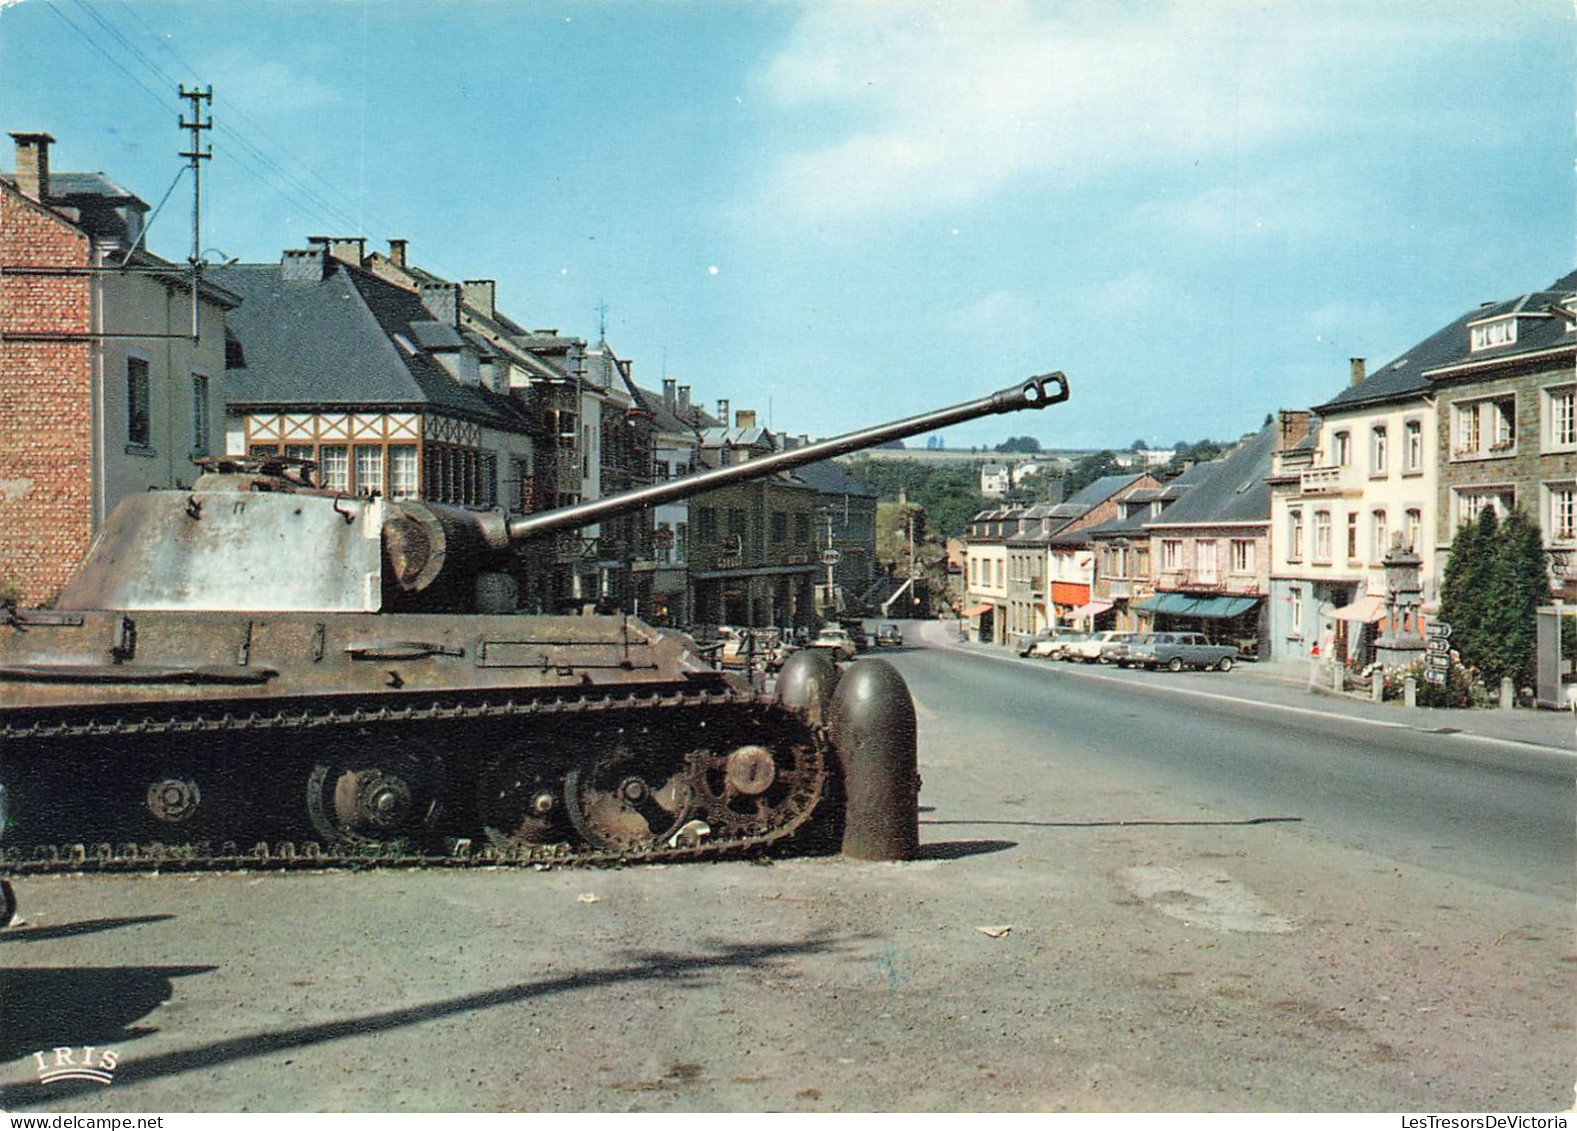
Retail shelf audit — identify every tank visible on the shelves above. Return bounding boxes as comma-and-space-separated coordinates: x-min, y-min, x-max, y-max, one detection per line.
0, 372, 1068, 872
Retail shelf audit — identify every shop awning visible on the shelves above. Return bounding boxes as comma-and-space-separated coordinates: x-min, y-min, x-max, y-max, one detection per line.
1185, 595, 1260, 619
961, 603, 994, 618
1069, 600, 1113, 619
1132, 593, 1260, 618
1132, 592, 1196, 615
1328, 594, 1386, 622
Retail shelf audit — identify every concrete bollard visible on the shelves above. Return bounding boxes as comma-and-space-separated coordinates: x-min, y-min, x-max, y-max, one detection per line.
1372, 669, 1384, 702
1334, 665, 1344, 693
1404, 677, 1417, 708
1500, 677, 1515, 710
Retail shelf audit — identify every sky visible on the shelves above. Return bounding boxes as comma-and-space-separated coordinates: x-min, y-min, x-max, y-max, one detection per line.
0, 0, 1571, 451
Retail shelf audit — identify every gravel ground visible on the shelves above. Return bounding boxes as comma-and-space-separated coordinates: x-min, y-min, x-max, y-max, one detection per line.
1, 637, 1570, 1112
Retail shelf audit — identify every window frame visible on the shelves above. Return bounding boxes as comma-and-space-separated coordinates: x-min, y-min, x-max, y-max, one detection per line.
1544, 382, 1576, 452
1547, 481, 1577, 543
190, 372, 211, 457
126, 353, 152, 451
1403, 418, 1424, 474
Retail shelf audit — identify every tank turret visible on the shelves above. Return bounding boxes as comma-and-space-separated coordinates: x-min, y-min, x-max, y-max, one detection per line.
54, 372, 1067, 616
1, 372, 1069, 868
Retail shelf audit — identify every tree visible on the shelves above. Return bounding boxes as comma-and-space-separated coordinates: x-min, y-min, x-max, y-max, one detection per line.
994, 436, 1042, 454
1128, 439, 1148, 452
1438, 507, 1551, 689
1438, 507, 1497, 675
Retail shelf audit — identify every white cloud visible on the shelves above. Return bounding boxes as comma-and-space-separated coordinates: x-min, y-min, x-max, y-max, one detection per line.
747, 0, 1498, 229
206, 52, 343, 115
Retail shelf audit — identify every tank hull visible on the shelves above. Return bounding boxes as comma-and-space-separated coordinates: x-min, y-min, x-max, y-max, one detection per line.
0, 610, 843, 866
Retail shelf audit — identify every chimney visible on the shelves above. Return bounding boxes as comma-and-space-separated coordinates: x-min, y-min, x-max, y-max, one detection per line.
387, 238, 408, 268
735, 409, 757, 430
663, 379, 677, 410
677, 384, 691, 412
717, 398, 730, 426
1350, 357, 1366, 387
419, 281, 462, 327
308, 236, 366, 267
281, 246, 329, 283
462, 279, 496, 319
9, 132, 53, 201
1278, 409, 1313, 452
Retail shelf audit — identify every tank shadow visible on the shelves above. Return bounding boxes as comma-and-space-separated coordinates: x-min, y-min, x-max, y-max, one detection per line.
0, 915, 176, 944
0, 965, 218, 1066
0, 934, 850, 1107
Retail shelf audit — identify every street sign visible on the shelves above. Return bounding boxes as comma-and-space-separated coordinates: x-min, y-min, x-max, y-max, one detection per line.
1424, 669, 1448, 685
1426, 656, 1450, 672
820, 549, 842, 566
1425, 638, 1451, 654
1425, 621, 1452, 639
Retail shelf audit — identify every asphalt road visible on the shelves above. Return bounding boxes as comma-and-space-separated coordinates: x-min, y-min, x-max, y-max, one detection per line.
900, 630, 1574, 898
1, 624, 1571, 1113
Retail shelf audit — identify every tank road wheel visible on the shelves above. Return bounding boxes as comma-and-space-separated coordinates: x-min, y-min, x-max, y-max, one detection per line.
306, 752, 447, 848
688, 740, 827, 842
137, 750, 252, 840
476, 756, 566, 850
564, 738, 695, 853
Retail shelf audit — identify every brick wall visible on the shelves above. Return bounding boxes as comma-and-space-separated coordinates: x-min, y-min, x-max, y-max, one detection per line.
0, 184, 93, 605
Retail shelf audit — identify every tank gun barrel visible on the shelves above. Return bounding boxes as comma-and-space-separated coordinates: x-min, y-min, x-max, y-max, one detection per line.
505, 370, 1068, 543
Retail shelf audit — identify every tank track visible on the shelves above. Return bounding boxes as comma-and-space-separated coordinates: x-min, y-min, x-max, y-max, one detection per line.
0, 682, 832, 876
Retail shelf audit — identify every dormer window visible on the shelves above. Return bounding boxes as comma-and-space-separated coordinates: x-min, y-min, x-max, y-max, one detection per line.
1469, 316, 1517, 352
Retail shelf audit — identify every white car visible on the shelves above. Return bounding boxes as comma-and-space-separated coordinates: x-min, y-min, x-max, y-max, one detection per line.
1066, 630, 1124, 663
807, 627, 856, 662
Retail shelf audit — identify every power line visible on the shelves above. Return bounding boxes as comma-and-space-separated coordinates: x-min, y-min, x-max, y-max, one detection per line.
44, 2, 179, 116
56, 0, 404, 248
103, 0, 384, 237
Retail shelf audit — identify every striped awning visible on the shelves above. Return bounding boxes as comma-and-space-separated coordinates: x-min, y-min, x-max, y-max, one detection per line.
961, 603, 994, 618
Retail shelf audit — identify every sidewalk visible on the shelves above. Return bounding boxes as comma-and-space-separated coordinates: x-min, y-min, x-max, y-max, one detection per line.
923, 621, 1576, 759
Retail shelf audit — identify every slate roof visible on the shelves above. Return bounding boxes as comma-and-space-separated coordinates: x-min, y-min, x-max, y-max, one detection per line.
0, 170, 140, 203
789, 460, 877, 497
636, 385, 718, 434
1144, 423, 1278, 527
1086, 460, 1222, 538
1318, 269, 1577, 412
1066, 473, 1145, 509
215, 260, 533, 432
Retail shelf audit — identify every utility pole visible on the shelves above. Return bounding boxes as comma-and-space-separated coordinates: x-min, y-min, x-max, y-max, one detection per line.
179, 85, 213, 343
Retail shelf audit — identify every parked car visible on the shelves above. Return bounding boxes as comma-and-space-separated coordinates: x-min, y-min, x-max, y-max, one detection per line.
1066, 630, 1125, 663
1097, 632, 1144, 665
1043, 631, 1088, 660
1144, 632, 1238, 672
807, 626, 857, 662
1017, 627, 1058, 657
876, 623, 904, 647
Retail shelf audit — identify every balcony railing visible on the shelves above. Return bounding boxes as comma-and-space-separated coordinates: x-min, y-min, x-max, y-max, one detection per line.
1299, 466, 1343, 493
1107, 578, 1133, 599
